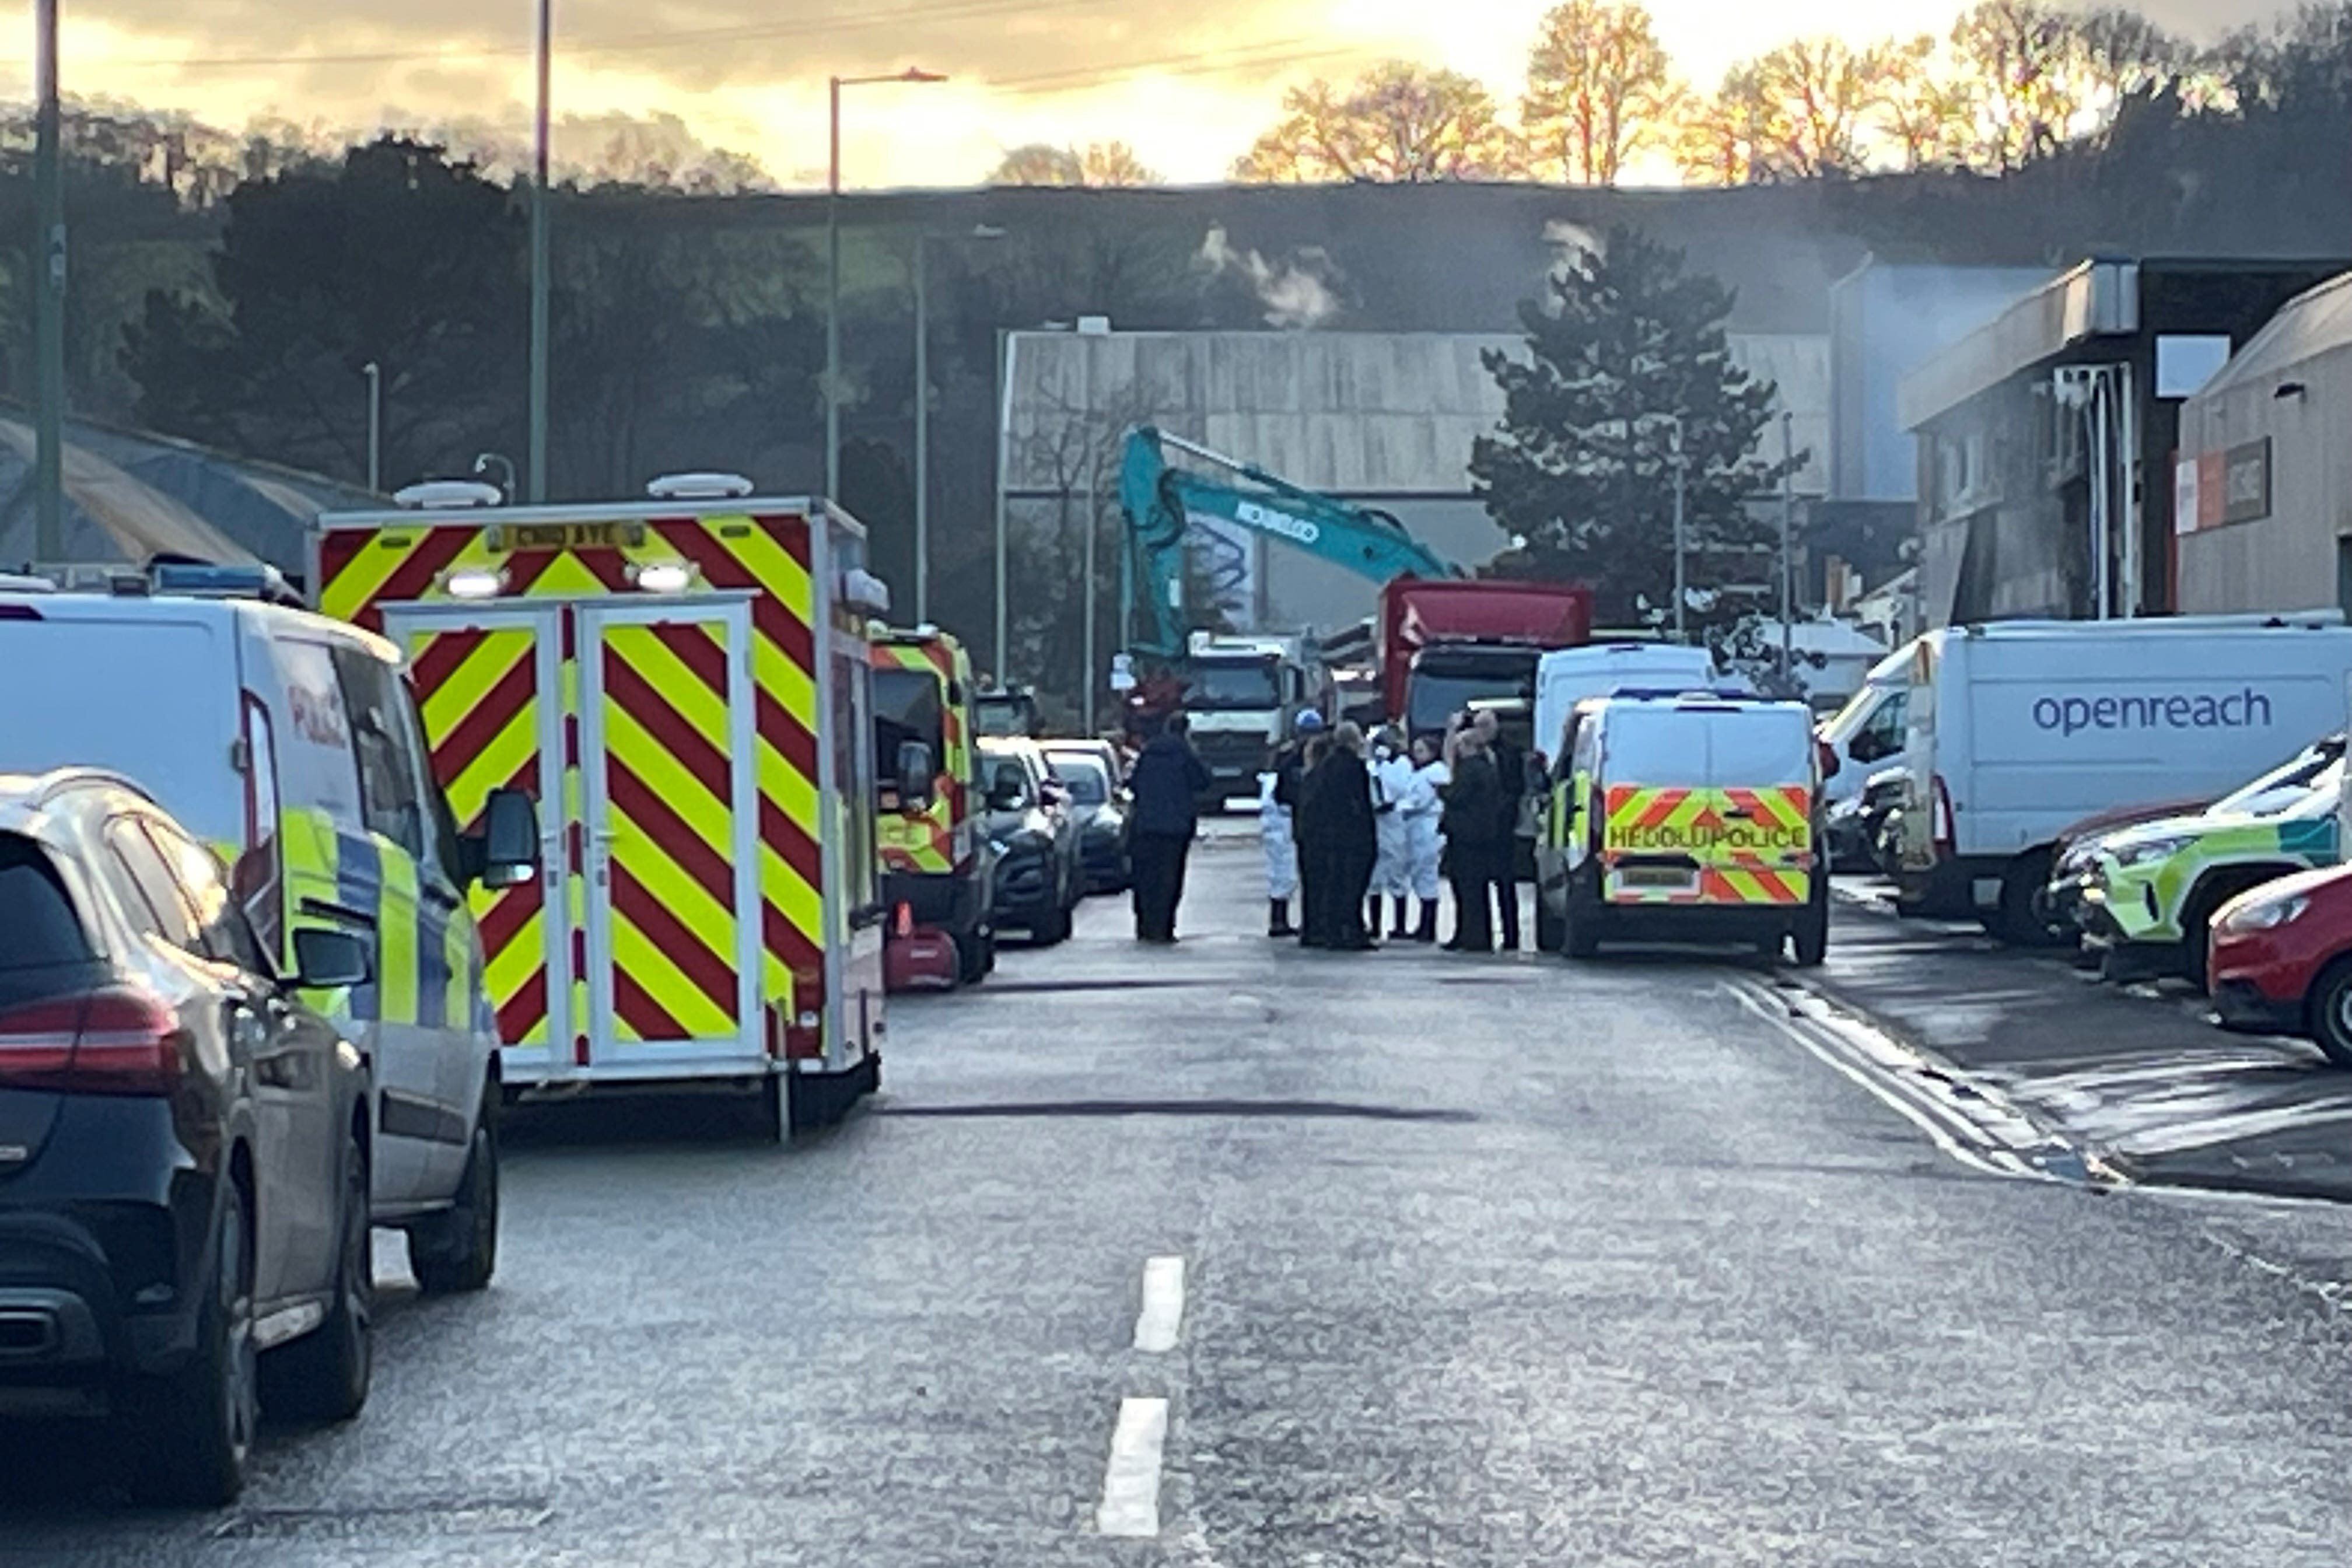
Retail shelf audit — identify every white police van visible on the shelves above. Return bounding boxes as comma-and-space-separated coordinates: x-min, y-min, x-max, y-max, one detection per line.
1888, 614, 2352, 942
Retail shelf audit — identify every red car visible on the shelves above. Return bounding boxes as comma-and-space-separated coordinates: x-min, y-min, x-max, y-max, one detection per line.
2207, 863, 2352, 1066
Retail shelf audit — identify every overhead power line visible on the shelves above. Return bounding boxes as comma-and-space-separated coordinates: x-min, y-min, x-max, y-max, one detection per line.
988, 40, 1364, 94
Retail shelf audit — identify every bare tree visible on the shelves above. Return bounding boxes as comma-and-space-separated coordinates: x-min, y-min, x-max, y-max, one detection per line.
1519, 0, 1679, 185
1234, 61, 1524, 183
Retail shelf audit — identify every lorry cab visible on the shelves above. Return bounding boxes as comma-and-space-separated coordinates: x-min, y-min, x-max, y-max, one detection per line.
1539, 693, 1829, 965
870, 626, 993, 987
1182, 632, 1325, 805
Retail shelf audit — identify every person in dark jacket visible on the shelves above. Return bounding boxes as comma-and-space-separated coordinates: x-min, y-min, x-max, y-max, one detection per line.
1126, 714, 1213, 943
1472, 709, 1527, 951
1297, 722, 1380, 950
1440, 719, 1510, 953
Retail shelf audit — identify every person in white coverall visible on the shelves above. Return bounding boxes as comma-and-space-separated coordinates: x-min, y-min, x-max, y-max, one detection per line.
1367, 729, 1416, 940
1261, 708, 1323, 937
1399, 734, 1448, 944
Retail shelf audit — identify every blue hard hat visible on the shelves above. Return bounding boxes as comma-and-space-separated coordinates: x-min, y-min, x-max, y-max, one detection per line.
1296, 709, 1326, 732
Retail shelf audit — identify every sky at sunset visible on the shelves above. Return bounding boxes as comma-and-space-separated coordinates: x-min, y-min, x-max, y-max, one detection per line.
2, 0, 2304, 188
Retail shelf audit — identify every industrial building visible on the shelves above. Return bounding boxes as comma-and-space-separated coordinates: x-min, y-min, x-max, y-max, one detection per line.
2172, 270, 2352, 617
1896, 257, 2342, 628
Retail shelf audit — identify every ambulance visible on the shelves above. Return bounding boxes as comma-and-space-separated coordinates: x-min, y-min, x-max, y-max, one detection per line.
870, 625, 995, 987
1538, 692, 1831, 964
313, 474, 890, 1135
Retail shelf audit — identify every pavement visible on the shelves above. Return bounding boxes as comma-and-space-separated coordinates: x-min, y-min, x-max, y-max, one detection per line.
9, 839, 2352, 1563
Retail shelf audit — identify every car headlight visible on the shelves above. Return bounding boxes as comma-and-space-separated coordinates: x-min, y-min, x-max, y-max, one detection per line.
2223, 892, 2311, 933
2110, 834, 2192, 867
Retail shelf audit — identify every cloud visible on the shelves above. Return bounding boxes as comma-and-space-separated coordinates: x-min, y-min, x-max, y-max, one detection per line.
1199, 225, 1342, 328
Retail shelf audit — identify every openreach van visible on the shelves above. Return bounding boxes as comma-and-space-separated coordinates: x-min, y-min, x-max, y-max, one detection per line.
1891, 614, 2352, 943
1539, 692, 1830, 964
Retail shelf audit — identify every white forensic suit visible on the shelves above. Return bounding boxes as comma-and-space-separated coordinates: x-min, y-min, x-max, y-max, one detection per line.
1369, 748, 1416, 898
1258, 770, 1298, 901
1402, 758, 1448, 902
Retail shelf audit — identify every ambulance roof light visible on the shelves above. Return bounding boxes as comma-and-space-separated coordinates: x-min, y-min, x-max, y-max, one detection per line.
842, 568, 891, 615
647, 471, 755, 501
393, 480, 506, 510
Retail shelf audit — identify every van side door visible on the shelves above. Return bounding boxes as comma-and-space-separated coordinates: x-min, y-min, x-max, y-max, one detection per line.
330, 645, 472, 1200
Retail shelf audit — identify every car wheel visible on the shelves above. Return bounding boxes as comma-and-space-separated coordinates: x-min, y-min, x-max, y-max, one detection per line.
1791, 883, 1830, 968
1563, 870, 1601, 961
261, 1124, 372, 1424
2307, 957, 2352, 1068
1993, 849, 2067, 948
409, 1094, 499, 1295
132, 1188, 257, 1507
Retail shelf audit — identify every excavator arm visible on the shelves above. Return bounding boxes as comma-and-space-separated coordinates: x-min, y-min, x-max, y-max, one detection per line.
1118, 425, 1457, 656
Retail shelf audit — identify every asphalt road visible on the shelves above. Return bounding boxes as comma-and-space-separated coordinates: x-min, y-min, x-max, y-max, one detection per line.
9, 841, 2352, 1563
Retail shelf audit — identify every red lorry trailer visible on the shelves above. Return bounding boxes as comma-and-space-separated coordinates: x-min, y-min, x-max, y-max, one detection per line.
1378, 579, 1594, 744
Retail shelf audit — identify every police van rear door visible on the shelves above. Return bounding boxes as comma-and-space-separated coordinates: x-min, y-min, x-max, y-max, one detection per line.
1600, 704, 1813, 907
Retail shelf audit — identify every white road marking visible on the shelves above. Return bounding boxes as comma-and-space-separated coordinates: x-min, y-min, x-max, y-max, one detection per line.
1134, 1255, 1186, 1352
1096, 1396, 1170, 1537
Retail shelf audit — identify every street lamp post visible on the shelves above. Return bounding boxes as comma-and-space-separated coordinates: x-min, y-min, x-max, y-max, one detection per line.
827, 68, 945, 503
526, 0, 552, 503
912, 223, 1003, 624
1668, 417, 1688, 644
1779, 411, 1796, 677
33, 0, 65, 561
363, 362, 383, 492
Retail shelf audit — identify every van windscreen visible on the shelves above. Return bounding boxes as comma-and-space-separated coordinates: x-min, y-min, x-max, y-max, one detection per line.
0, 619, 239, 845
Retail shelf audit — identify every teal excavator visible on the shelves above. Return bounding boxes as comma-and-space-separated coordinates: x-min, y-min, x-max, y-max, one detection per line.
1116, 425, 1457, 656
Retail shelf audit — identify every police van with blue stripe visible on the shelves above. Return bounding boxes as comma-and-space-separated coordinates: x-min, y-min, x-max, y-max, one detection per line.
0, 563, 536, 1292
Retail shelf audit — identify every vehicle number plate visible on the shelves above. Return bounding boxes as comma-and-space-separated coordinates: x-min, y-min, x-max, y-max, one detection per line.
485, 521, 646, 552
1618, 866, 1696, 890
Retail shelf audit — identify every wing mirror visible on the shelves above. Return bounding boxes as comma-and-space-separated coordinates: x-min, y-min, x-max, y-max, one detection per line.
464, 787, 541, 890
1040, 779, 1070, 809
291, 927, 371, 990
895, 740, 936, 813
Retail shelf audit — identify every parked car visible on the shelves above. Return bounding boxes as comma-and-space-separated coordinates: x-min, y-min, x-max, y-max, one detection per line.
1042, 741, 1131, 894
977, 738, 1083, 944
2043, 794, 2218, 937
2208, 863, 2352, 1066
2078, 740, 2344, 985
1826, 765, 1906, 874
0, 771, 375, 1504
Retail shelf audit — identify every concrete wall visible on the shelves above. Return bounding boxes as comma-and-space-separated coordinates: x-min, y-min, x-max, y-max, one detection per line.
2175, 340, 2352, 614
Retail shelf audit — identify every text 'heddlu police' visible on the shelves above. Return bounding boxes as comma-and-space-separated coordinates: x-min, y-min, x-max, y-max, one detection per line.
2032, 690, 2274, 738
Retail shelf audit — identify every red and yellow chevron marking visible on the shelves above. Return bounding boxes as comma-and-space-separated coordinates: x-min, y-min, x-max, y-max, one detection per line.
871, 637, 964, 875
1600, 784, 1813, 907
405, 622, 550, 1044
316, 512, 827, 1048
599, 620, 740, 1042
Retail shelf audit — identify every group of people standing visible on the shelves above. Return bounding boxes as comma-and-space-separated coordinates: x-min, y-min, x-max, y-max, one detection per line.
1261, 708, 1527, 953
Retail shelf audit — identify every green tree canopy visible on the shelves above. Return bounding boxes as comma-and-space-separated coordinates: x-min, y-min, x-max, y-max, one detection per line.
1471, 226, 1795, 629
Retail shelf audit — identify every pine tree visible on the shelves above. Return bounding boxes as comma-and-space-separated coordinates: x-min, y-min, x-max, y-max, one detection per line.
1471, 226, 1796, 631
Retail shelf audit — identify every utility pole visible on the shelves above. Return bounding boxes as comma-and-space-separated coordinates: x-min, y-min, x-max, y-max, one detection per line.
912, 236, 929, 622
525, 0, 552, 503
1779, 411, 1796, 678
1670, 417, 1688, 644
33, 0, 66, 561
1082, 447, 1100, 736
993, 327, 1013, 678
363, 362, 383, 492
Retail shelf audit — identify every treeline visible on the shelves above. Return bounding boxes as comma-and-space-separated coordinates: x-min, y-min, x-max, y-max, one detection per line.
1209, 0, 2352, 186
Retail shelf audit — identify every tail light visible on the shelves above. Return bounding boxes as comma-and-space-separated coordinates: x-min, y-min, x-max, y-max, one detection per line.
894, 902, 914, 938
781, 969, 824, 1060
0, 986, 186, 1096
1931, 774, 1955, 854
